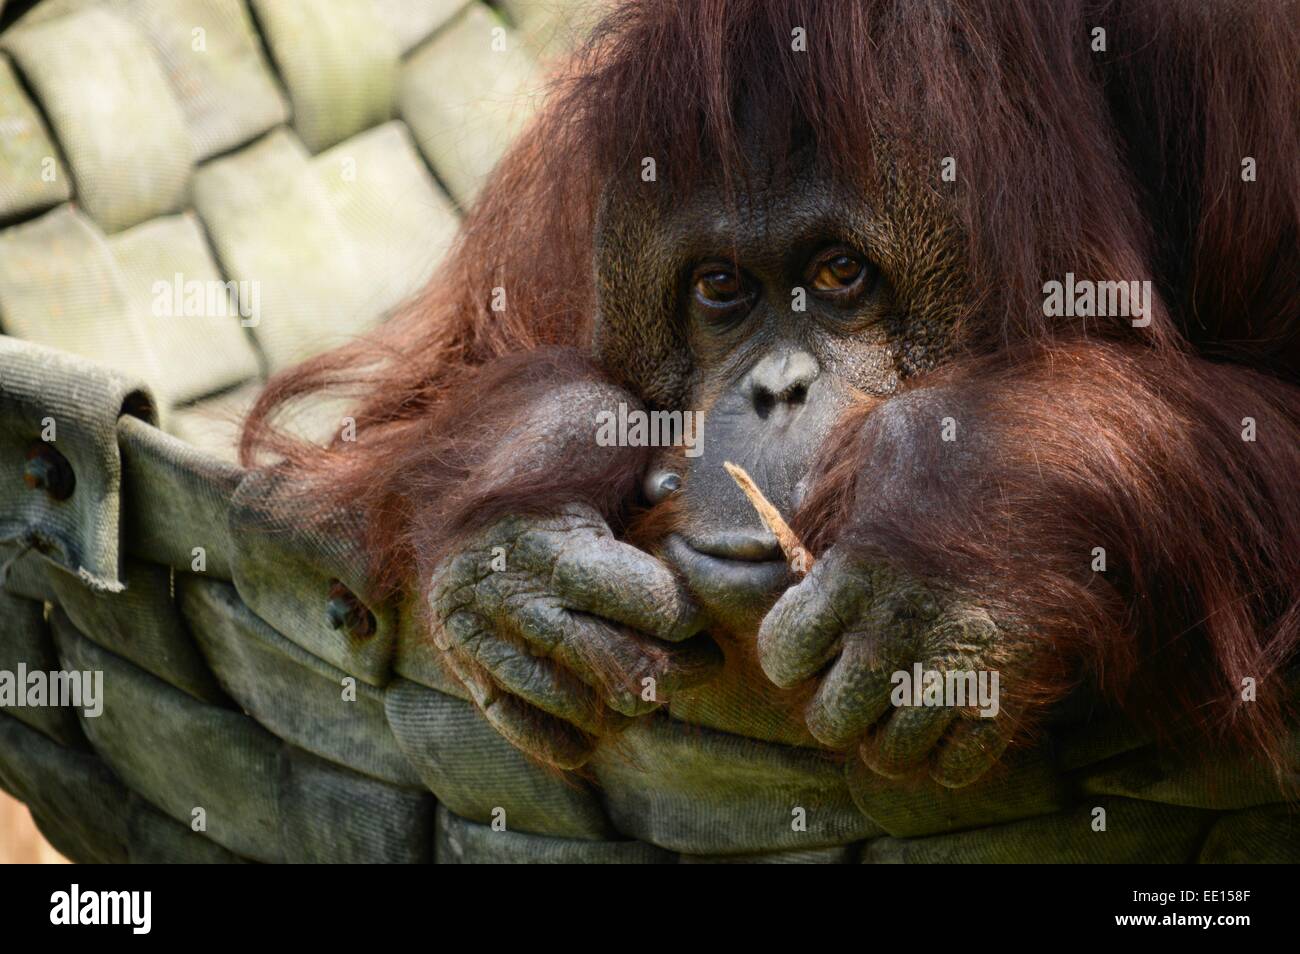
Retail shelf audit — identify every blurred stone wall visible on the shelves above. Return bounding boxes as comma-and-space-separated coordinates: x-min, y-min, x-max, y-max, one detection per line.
0, 0, 595, 460
0, 0, 593, 864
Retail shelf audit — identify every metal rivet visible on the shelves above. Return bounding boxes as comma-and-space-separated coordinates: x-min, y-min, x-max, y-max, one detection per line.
326, 579, 376, 640
24, 442, 75, 501
644, 469, 682, 504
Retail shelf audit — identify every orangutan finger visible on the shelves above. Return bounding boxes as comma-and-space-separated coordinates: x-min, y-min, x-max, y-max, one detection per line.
551, 535, 706, 641
441, 648, 597, 770
757, 552, 863, 689
557, 612, 722, 717
802, 639, 896, 748
928, 717, 1011, 789
859, 704, 958, 778
443, 610, 607, 734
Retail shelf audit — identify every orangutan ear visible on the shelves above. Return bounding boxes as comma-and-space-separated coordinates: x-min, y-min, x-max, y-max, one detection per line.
1097, 1, 1299, 371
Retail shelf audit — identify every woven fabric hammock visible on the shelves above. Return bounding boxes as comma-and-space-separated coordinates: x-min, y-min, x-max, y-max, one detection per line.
0, 0, 1295, 863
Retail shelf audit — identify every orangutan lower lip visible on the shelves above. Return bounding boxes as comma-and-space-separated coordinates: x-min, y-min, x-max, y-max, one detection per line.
664, 534, 791, 600
685, 530, 782, 562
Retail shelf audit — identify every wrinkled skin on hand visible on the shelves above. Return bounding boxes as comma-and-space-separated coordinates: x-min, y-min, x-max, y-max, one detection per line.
758, 547, 1029, 789
429, 502, 723, 769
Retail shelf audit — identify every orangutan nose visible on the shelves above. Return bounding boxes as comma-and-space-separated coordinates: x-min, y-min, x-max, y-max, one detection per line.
745, 349, 820, 420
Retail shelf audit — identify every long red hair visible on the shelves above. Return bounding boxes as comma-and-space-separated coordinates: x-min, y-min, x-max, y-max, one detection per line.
240, 0, 1300, 769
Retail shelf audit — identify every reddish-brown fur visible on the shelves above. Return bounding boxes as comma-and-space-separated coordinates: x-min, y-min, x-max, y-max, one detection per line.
242, 1, 1299, 769
796, 342, 1300, 769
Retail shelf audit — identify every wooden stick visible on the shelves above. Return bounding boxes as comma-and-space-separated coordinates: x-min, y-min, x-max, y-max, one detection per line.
723, 461, 813, 574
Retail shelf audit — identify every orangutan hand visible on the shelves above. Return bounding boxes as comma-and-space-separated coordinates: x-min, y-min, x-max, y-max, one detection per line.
757, 546, 1029, 788
429, 503, 721, 768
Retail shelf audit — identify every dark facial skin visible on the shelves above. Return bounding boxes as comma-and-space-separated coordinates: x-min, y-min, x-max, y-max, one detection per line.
601, 158, 907, 632
426, 151, 978, 770
583, 159, 1033, 781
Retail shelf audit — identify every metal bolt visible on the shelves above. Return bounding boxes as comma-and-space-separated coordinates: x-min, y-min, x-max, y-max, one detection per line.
644, 469, 682, 504
24, 442, 75, 501
326, 579, 376, 640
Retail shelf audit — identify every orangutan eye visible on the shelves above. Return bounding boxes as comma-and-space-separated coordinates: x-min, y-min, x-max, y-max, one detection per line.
810, 249, 871, 296
692, 264, 748, 307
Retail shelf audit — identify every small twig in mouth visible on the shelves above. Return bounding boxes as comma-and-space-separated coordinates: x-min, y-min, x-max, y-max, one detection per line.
723, 461, 813, 575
